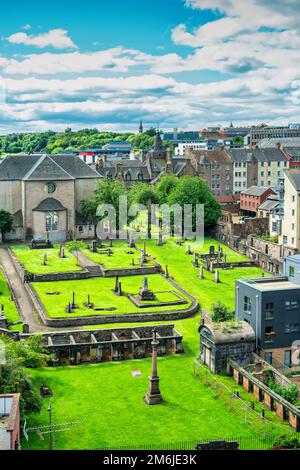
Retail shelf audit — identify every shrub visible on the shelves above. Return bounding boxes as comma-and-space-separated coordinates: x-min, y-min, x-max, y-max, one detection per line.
267, 378, 299, 405
65, 240, 86, 252
273, 434, 300, 449
211, 301, 235, 323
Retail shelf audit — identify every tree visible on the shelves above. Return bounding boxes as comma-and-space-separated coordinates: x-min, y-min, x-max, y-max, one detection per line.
211, 301, 235, 322
167, 176, 221, 229
156, 174, 178, 203
0, 335, 52, 418
128, 183, 160, 238
0, 209, 13, 238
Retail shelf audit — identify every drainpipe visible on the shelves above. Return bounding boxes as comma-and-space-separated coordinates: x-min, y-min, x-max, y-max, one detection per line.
235, 285, 239, 320
255, 294, 259, 350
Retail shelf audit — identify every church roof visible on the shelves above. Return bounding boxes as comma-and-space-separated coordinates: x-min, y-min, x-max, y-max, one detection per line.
23, 155, 74, 181
33, 197, 66, 212
0, 154, 100, 181
153, 130, 164, 152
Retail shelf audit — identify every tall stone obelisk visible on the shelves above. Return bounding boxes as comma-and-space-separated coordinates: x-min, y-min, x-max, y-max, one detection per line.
144, 328, 163, 405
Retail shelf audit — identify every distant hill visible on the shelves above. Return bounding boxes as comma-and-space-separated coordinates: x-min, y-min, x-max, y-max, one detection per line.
0, 128, 158, 154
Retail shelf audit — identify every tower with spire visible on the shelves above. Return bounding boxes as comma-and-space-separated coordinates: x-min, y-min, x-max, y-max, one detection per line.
139, 119, 143, 134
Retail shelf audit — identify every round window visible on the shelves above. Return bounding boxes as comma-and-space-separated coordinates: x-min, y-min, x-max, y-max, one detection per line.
47, 182, 56, 194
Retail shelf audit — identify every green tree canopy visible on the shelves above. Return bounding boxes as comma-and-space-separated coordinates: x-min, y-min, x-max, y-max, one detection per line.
0, 209, 13, 237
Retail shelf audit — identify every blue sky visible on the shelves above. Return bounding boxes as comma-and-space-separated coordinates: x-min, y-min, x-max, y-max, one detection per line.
0, 0, 300, 133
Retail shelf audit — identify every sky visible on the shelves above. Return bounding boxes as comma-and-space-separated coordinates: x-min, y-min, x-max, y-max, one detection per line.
1, 0, 300, 133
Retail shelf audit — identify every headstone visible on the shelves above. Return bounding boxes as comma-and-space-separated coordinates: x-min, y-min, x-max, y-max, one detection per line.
214, 269, 220, 283
209, 245, 215, 255
193, 252, 199, 267
186, 244, 192, 255
0, 308, 7, 329
128, 233, 135, 248
114, 276, 119, 293
165, 265, 169, 278
92, 240, 97, 253
67, 302, 72, 314
110, 239, 113, 248
224, 253, 227, 263
72, 292, 76, 309
117, 282, 122, 296
199, 266, 204, 280
209, 261, 214, 273
22, 323, 30, 334
43, 253, 47, 266
139, 276, 156, 301
157, 218, 163, 246
131, 258, 135, 266
60, 246, 65, 258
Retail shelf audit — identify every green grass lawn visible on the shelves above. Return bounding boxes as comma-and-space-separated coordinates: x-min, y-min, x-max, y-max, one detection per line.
11, 245, 82, 274
32, 274, 191, 318
0, 268, 20, 324
81, 241, 156, 269
23, 237, 286, 450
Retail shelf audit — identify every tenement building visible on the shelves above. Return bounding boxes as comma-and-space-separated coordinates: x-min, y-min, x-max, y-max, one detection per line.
280, 169, 300, 251
235, 253, 300, 367
0, 153, 101, 242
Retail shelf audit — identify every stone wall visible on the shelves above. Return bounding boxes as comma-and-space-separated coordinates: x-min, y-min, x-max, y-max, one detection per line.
227, 357, 300, 432
25, 274, 199, 328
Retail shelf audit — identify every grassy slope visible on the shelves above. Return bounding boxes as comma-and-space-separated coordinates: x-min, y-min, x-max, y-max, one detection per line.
0, 268, 20, 324
11, 245, 82, 274
81, 241, 155, 269
32, 274, 191, 318
23, 238, 288, 450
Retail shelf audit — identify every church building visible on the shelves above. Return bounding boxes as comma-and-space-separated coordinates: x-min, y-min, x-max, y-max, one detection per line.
0, 153, 101, 242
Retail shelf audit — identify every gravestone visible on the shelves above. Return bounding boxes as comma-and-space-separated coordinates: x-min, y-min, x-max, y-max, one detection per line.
199, 266, 204, 280
114, 276, 119, 293
139, 277, 156, 301
165, 265, 169, 278
66, 302, 72, 314
193, 252, 199, 267
92, 240, 98, 253
214, 269, 220, 283
43, 253, 47, 266
0, 308, 7, 329
110, 239, 113, 248
209, 245, 215, 255
186, 244, 192, 255
131, 258, 135, 266
209, 261, 214, 273
22, 323, 30, 334
128, 233, 135, 248
117, 282, 122, 296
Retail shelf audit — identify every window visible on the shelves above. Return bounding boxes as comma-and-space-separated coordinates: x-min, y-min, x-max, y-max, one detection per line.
46, 182, 56, 194
284, 350, 292, 367
265, 352, 273, 365
283, 236, 288, 245
45, 212, 58, 231
78, 226, 83, 232
265, 326, 275, 343
244, 296, 251, 314
285, 300, 298, 310
289, 265, 295, 277
265, 303, 274, 319
285, 323, 299, 333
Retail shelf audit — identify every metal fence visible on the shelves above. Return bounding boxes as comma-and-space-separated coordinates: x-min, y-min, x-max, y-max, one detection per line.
94, 432, 300, 451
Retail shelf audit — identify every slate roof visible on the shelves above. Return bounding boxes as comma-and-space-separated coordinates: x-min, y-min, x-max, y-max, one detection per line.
227, 148, 286, 163
285, 169, 300, 191
259, 137, 300, 148
257, 197, 280, 212
241, 186, 273, 196
191, 149, 232, 164
33, 197, 66, 212
96, 160, 151, 181
0, 154, 100, 181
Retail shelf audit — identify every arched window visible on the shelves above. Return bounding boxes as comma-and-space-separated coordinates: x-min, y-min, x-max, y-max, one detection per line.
137, 172, 143, 181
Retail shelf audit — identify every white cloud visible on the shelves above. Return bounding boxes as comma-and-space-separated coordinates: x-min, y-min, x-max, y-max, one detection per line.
6, 29, 77, 49
21, 24, 31, 31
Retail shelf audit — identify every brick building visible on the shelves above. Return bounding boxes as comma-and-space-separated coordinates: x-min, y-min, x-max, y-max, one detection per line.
240, 186, 277, 216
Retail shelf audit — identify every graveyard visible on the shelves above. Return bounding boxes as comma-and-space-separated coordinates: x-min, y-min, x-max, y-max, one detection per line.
11, 245, 82, 274
81, 240, 157, 269
17, 235, 286, 450
0, 269, 20, 327
32, 274, 192, 319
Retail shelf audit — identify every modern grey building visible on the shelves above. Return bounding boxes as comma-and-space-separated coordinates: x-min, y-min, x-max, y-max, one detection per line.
236, 253, 300, 367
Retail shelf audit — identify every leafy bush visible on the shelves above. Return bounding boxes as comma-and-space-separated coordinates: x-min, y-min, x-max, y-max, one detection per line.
65, 240, 86, 252
211, 301, 235, 323
267, 378, 299, 405
273, 434, 300, 449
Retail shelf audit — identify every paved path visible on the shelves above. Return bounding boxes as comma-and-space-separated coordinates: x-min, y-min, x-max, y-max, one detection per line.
0, 247, 44, 331
75, 249, 99, 267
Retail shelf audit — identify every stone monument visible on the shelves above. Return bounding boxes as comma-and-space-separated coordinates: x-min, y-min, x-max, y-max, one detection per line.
144, 328, 163, 405
139, 277, 156, 301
